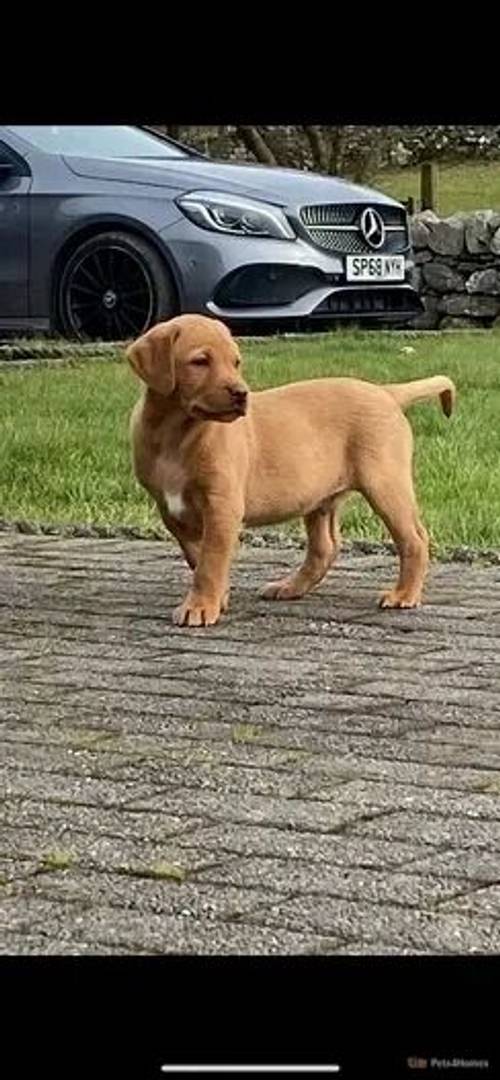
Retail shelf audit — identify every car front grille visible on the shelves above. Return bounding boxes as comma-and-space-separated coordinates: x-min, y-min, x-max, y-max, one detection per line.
305, 229, 407, 255
300, 203, 409, 255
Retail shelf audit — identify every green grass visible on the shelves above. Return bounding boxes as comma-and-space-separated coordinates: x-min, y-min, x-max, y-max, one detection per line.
1, 330, 500, 552
231, 722, 267, 744
116, 862, 187, 883
373, 161, 500, 217
36, 851, 75, 874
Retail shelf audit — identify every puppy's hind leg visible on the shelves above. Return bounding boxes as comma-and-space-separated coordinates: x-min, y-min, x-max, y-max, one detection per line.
361, 471, 428, 609
328, 492, 347, 564
260, 497, 345, 601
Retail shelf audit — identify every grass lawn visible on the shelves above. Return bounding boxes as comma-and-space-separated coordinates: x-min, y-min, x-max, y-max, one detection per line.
1, 330, 500, 553
373, 161, 500, 217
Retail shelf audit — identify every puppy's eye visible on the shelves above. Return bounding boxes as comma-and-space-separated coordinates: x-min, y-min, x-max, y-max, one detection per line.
190, 356, 209, 368
234, 357, 241, 368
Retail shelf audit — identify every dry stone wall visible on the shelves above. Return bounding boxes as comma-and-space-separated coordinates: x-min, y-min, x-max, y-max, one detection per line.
409, 210, 500, 329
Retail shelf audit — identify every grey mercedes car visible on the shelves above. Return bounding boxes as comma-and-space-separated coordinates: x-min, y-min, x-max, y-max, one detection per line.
0, 125, 423, 340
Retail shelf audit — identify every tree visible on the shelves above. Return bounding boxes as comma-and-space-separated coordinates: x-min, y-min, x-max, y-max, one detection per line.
151, 126, 500, 180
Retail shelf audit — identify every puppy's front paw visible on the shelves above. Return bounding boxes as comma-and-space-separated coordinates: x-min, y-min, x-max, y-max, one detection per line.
173, 592, 223, 627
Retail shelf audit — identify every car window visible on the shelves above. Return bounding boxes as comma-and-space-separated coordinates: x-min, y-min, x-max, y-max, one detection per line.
0, 140, 30, 175
6, 126, 190, 160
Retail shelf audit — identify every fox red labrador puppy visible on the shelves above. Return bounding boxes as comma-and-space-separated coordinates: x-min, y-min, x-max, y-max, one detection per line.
127, 315, 455, 627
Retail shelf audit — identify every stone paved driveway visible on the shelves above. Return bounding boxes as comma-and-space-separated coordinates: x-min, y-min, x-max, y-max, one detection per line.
1, 533, 500, 955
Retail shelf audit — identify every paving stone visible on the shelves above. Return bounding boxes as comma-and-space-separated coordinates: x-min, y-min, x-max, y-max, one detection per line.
2, 534, 500, 954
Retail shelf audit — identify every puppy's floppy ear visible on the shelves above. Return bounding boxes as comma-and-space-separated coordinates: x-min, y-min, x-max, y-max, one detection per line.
126, 320, 181, 396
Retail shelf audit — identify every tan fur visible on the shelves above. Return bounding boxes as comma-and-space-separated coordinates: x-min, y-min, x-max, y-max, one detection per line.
127, 315, 456, 626
385, 375, 455, 417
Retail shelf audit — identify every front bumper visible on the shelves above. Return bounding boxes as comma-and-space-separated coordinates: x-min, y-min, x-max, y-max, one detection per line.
209, 283, 423, 323
157, 220, 423, 324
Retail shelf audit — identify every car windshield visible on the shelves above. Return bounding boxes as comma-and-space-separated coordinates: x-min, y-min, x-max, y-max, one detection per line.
6, 125, 190, 159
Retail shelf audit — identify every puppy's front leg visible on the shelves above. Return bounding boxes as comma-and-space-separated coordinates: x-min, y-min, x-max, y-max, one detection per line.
173, 497, 242, 627
155, 500, 201, 571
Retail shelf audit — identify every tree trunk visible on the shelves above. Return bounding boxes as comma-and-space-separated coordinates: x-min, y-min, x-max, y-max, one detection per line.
236, 126, 277, 166
327, 127, 347, 175
303, 126, 329, 173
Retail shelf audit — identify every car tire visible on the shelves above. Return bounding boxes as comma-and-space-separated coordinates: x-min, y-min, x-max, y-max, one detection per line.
57, 230, 178, 342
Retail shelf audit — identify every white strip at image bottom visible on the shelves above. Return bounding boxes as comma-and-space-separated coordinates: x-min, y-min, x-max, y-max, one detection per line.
160, 1067, 341, 1075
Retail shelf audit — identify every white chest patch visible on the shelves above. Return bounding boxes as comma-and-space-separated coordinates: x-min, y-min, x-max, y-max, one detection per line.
164, 490, 186, 519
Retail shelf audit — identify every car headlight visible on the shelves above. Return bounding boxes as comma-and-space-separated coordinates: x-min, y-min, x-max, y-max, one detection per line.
176, 190, 296, 240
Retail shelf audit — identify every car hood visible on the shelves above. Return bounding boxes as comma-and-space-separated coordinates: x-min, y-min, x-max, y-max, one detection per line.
62, 154, 402, 209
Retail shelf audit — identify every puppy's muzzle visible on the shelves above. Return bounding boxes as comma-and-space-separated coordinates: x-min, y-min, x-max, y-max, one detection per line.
228, 385, 248, 415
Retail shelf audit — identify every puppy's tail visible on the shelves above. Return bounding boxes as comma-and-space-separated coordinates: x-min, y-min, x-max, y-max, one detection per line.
384, 375, 456, 417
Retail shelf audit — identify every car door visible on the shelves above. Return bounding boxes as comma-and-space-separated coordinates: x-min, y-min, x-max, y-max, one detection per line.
0, 139, 31, 318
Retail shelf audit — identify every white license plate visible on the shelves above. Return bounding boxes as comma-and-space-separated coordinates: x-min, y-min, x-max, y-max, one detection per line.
346, 254, 405, 282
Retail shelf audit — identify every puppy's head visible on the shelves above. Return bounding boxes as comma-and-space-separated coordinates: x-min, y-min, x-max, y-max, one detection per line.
126, 315, 249, 422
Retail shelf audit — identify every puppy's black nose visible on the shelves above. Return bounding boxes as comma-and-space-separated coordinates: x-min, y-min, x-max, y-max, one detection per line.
228, 386, 248, 407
